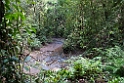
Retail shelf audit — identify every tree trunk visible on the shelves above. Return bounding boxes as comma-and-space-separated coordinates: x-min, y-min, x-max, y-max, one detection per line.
0, 0, 5, 49
0, 0, 4, 23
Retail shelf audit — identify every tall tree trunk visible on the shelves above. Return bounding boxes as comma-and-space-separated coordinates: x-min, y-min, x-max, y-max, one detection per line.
0, 1, 5, 82
0, 0, 4, 23
0, 0, 5, 48
102, 1, 108, 21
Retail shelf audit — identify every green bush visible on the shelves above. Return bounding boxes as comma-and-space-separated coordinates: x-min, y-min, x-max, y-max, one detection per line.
108, 77, 124, 83
27, 34, 41, 50
64, 56, 103, 82
104, 46, 124, 75
29, 38, 42, 50
95, 46, 124, 77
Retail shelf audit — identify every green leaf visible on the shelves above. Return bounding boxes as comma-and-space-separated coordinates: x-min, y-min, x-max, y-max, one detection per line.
15, 46, 21, 53
5, 4, 11, 10
13, 4, 19, 11
31, 27, 36, 33
25, 28, 32, 35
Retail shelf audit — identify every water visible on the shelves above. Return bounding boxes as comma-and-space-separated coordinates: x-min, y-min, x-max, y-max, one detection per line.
23, 38, 68, 74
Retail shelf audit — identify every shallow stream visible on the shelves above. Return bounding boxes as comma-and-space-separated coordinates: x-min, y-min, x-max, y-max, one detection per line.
23, 38, 69, 74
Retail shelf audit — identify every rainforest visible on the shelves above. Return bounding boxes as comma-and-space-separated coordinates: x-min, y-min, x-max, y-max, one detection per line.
0, 0, 124, 83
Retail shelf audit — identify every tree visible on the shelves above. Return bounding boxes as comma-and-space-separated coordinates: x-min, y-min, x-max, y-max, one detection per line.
0, 0, 26, 82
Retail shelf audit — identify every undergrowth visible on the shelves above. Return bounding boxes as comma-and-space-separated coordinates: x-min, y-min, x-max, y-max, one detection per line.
23, 45, 124, 83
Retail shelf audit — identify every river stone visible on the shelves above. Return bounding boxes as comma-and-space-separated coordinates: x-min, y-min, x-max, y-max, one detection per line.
23, 38, 68, 75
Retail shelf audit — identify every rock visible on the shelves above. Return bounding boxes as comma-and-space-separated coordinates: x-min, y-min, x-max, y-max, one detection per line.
23, 66, 40, 75
22, 49, 30, 56
51, 67, 61, 72
23, 38, 69, 75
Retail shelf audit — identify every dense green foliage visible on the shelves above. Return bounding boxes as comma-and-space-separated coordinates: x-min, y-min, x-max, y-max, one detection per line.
1, 0, 124, 83
0, 0, 24, 82
63, 0, 124, 51
0, 0, 37, 82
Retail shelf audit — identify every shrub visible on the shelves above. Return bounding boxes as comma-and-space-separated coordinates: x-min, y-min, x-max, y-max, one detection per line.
95, 46, 124, 77
65, 56, 103, 82
108, 77, 124, 83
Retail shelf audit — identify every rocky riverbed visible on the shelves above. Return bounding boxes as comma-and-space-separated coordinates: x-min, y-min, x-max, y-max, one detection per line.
23, 38, 70, 75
